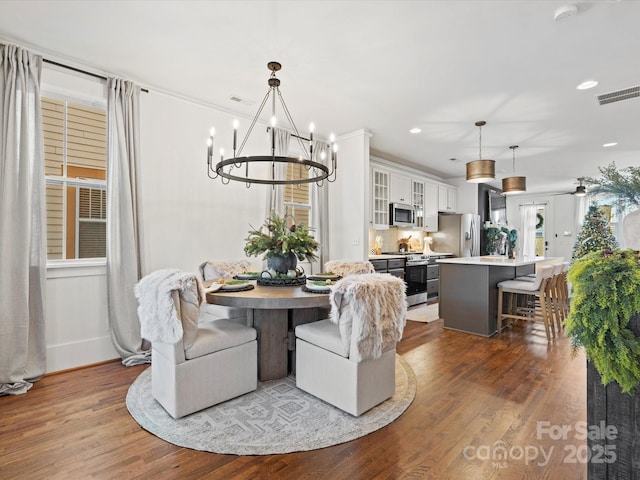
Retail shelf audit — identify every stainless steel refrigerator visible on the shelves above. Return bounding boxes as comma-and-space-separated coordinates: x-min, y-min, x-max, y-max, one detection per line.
432, 213, 480, 257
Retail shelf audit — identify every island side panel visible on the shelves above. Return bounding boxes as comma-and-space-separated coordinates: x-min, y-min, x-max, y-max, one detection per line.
440, 263, 530, 336
440, 263, 491, 336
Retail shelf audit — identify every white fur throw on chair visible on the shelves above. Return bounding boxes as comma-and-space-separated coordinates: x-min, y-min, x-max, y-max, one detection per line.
324, 260, 375, 277
134, 269, 205, 344
329, 273, 407, 362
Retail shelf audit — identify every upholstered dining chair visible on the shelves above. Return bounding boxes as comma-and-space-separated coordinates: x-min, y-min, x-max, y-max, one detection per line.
135, 269, 257, 419
199, 259, 255, 324
323, 260, 375, 277
295, 273, 407, 416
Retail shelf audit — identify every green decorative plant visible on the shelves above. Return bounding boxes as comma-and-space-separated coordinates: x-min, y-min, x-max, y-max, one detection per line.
565, 249, 640, 394
584, 162, 640, 207
244, 211, 319, 262
485, 226, 517, 254
486, 227, 501, 254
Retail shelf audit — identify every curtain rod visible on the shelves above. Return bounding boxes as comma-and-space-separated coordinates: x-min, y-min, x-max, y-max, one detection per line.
43, 58, 149, 93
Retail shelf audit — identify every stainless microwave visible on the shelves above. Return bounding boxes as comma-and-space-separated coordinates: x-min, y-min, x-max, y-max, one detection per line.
389, 203, 415, 227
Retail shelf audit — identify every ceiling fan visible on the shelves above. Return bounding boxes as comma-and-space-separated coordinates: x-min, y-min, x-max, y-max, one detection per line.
554, 178, 587, 196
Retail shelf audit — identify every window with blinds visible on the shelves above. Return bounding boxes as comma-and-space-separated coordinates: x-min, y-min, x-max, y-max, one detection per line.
284, 163, 311, 226
43, 96, 107, 260
77, 187, 107, 258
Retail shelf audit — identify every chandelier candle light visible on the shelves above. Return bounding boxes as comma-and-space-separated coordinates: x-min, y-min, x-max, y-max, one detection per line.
206, 61, 337, 187
502, 145, 526, 194
466, 120, 495, 183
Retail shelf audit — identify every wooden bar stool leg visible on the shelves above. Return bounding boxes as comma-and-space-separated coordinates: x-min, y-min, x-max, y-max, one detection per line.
539, 280, 552, 341
497, 287, 504, 333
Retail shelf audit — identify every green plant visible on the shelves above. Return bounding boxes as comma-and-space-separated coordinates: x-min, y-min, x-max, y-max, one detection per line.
572, 205, 618, 260
486, 227, 500, 253
584, 162, 640, 207
244, 211, 319, 262
565, 249, 640, 394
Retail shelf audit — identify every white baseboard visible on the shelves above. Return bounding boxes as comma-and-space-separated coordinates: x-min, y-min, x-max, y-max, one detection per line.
46, 335, 119, 374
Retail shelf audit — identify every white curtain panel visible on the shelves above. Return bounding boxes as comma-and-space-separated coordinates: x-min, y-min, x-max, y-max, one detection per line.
0, 44, 47, 395
266, 127, 290, 216
519, 204, 538, 259
311, 141, 331, 272
106, 78, 150, 366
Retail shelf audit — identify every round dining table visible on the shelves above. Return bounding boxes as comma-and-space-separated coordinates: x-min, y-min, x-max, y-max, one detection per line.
206, 282, 331, 381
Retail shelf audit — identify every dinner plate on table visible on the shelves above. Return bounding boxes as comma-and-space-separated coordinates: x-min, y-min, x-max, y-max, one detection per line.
204, 283, 223, 293
308, 273, 341, 280
220, 281, 251, 291
305, 281, 332, 292
235, 272, 260, 280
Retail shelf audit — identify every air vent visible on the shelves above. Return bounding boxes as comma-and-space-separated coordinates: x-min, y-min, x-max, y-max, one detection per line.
228, 95, 255, 106
597, 86, 640, 105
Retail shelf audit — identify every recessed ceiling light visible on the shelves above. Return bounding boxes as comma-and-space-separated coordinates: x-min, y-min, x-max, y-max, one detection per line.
603, 142, 618, 147
577, 80, 598, 90
409, 127, 422, 134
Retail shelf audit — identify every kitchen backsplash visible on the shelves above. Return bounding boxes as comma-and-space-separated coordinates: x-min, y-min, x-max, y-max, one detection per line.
368, 228, 427, 254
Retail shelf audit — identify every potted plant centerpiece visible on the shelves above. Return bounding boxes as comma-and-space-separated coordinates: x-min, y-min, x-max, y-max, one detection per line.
244, 211, 319, 275
565, 247, 640, 479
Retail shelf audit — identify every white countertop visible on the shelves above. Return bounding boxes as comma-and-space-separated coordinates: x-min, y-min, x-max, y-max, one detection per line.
369, 252, 453, 260
436, 255, 559, 267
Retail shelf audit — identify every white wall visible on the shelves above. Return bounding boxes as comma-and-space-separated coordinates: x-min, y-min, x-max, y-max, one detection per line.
45, 266, 113, 372
327, 129, 371, 261
505, 192, 577, 260
138, 91, 267, 274
451, 177, 478, 214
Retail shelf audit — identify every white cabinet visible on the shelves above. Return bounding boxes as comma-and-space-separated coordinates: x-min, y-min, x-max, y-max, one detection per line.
413, 179, 439, 231
423, 181, 439, 231
371, 167, 390, 229
390, 173, 412, 204
438, 184, 458, 213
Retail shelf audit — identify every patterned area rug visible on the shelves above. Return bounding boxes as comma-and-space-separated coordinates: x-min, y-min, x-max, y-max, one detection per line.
406, 302, 440, 323
126, 356, 416, 455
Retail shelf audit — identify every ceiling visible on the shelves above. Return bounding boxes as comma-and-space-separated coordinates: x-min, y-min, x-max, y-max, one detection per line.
1, 0, 638, 195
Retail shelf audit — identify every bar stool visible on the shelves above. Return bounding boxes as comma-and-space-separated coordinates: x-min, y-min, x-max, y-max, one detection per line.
513, 263, 567, 335
552, 262, 570, 331
497, 265, 557, 341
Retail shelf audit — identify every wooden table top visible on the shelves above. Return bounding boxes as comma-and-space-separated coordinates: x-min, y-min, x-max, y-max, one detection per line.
205, 281, 331, 309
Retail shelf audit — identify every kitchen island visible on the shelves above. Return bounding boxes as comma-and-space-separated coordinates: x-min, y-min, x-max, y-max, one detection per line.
436, 256, 560, 336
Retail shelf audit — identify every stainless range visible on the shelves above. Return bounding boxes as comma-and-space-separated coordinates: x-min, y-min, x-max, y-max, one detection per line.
383, 252, 445, 306
404, 254, 437, 306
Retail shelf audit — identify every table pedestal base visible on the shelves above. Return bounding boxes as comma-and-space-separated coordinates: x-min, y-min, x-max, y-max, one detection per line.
252, 307, 324, 381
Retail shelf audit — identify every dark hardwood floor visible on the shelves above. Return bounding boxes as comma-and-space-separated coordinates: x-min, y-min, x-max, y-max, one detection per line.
0, 319, 587, 479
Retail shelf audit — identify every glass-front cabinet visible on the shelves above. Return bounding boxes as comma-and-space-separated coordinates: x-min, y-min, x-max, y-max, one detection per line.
371, 167, 389, 229
413, 179, 439, 231
412, 180, 425, 229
